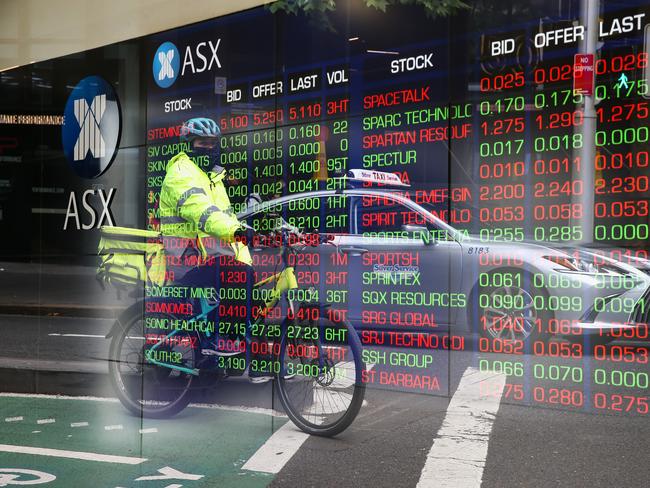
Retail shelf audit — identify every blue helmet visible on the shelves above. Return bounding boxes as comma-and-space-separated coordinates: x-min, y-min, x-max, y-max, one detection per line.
180, 118, 221, 144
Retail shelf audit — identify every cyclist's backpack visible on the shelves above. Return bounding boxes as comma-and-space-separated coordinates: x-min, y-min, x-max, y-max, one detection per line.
97, 226, 167, 289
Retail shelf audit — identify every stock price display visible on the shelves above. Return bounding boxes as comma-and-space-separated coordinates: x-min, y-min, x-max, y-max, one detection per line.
144, 2, 650, 415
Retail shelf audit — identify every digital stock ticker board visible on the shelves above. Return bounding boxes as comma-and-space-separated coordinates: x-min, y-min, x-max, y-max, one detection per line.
143, 1, 650, 417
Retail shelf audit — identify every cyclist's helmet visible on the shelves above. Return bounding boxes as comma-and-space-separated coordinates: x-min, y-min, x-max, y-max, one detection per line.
180, 118, 221, 146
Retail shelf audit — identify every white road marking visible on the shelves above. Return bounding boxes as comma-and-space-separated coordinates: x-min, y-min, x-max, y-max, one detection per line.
4, 417, 23, 422
0, 393, 286, 417
104, 424, 123, 431
36, 419, 55, 425
71, 422, 89, 428
0, 392, 119, 403
416, 367, 506, 488
187, 403, 286, 417
242, 422, 309, 474
0, 444, 147, 464
0, 468, 55, 484
135, 466, 203, 481
138, 428, 158, 434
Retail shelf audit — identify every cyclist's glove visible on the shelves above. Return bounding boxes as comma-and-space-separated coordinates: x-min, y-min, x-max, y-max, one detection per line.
234, 223, 256, 245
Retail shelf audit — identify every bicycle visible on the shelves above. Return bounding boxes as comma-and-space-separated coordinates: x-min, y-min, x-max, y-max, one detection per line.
106, 225, 365, 437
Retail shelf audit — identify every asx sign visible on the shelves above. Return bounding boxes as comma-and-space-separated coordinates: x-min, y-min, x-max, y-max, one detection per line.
61, 76, 119, 230
153, 39, 222, 88
63, 188, 115, 231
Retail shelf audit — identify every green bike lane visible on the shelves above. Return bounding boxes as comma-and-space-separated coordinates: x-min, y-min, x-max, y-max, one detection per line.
0, 394, 285, 487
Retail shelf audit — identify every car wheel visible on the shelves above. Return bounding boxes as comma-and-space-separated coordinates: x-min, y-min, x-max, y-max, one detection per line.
474, 271, 552, 343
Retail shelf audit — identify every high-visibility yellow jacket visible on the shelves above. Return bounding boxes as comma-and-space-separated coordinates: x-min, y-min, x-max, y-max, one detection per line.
159, 151, 251, 265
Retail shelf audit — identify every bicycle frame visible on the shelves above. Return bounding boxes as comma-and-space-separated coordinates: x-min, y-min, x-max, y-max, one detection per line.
146, 264, 299, 376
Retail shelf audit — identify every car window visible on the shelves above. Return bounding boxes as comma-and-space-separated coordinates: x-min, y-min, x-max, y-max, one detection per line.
351, 194, 428, 237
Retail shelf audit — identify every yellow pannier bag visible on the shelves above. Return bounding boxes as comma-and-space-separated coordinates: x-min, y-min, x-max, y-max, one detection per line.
97, 226, 166, 288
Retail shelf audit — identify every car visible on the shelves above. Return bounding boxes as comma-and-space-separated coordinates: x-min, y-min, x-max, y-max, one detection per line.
238, 171, 650, 345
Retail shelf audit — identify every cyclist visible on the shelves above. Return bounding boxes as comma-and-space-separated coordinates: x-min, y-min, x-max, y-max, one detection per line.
159, 117, 270, 382
159, 117, 252, 267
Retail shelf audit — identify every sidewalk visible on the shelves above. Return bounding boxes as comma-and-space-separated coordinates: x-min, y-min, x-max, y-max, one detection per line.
0, 261, 129, 318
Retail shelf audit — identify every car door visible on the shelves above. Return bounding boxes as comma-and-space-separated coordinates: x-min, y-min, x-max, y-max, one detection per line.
341, 192, 463, 333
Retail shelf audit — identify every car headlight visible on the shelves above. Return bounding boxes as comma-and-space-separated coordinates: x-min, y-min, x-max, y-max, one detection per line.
542, 255, 629, 275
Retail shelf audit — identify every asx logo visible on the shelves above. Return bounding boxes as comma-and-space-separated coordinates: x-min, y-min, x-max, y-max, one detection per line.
153, 41, 180, 88
61, 76, 121, 179
153, 39, 222, 88
73, 94, 105, 160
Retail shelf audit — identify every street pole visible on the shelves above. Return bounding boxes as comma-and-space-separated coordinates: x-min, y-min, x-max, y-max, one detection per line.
575, 0, 599, 244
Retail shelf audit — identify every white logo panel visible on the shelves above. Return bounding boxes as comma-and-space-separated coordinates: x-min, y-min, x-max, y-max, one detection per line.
158, 49, 176, 81
73, 94, 106, 161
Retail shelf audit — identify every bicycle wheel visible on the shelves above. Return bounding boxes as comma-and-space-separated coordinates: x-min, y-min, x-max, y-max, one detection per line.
108, 303, 197, 418
276, 314, 365, 436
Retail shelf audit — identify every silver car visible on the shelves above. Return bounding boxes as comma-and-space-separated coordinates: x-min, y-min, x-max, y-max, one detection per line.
239, 187, 650, 345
